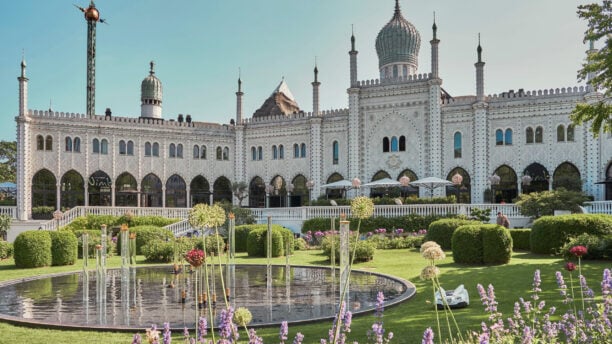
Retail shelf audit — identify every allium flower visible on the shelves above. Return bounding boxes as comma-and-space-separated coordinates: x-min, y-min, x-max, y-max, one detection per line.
233, 307, 253, 327
350, 196, 374, 219
565, 262, 576, 271
420, 241, 440, 254
569, 245, 588, 258
185, 249, 205, 267
422, 327, 434, 344
420, 266, 440, 281
421, 246, 446, 261
315, 231, 325, 238
188, 203, 226, 229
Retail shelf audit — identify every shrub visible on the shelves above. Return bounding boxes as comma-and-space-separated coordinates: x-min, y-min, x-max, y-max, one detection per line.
246, 226, 287, 257
426, 218, 480, 250
530, 214, 612, 254
302, 214, 446, 234
235, 225, 271, 252
324, 237, 376, 262
142, 241, 175, 263
14, 230, 52, 268
73, 229, 102, 258
130, 216, 179, 227
294, 237, 307, 251
123, 225, 174, 255
560, 233, 612, 260
0, 241, 13, 259
195, 234, 225, 256
509, 229, 531, 251
515, 189, 589, 218
49, 230, 78, 266
452, 225, 484, 264
482, 225, 513, 264
31, 206, 54, 219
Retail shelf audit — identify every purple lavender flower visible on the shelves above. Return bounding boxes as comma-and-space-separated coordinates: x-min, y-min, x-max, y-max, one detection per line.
279, 321, 289, 343
218, 307, 237, 341
248, 329, 263, 344
478, 331, 489, 344
132, 333, 142, 344
421, 327, 434, 344
163, 322, 171, 344
602, 268, 611, 296
198, 317, 207, 342
376, 291, 385, 317
183, 327, 190, 339
343, 311, 352, 333
292, 332, 304, 344
522, 326, 533, 344
532, 269, 541, 300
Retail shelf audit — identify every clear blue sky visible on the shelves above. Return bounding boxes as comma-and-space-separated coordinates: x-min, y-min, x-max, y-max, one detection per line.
0, 0, 593, 142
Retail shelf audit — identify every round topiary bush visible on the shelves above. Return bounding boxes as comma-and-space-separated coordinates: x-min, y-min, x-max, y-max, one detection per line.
119, 225, 174, 255
482, 225, 512, 264
235, 225, 259, 252
509, 229, 531, 251
324, 237, 376, 263
530, 214, 612, 254
142, 240, 175, 263
451, 225, 483, 264
50, 230, 78, 266
0, 241, 13, 259
426, 218, 480, 250
246, 225, 288, 257
14, 230, 52, 268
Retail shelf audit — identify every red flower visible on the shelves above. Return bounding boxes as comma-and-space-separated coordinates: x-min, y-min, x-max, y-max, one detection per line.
185, 249, 205, 267
569, 245, 588, 258
565, 262, 576, 272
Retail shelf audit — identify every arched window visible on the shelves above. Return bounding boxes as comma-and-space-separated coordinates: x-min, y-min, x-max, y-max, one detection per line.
301, 143, 307, 158
567, 125, 575, 142
223, 147, 229, 160
45, 135, 53, 151
402, 65, 408, 77
272, 145, 278, 160
278, 145, 284, 159
393, 65, 398, 78
251, 147, 257, 161
36, 135, 44, 150
93, 138, 100, 154
526, 127, 534, 144
145, 142, 151, 156
127, 140, 133, 155
201, 145, 207, 159
294, 144, 299, 158
119, 140, 126, 155
152, 142, 159, 156
454, 132, 462, 158
391, 136, 398, 152
333, 141, 339, 165
504, 129, 513, 145
177, 144, 183, 158
73, 137, 81, 153
216, 146, 222, 160
557, 125, 565, 142
535, 126, 543, 143
495, 130, 504, 145
65, 137, 73, 152
258, 146, 263, 160
399, 136, 406, 151
100, 139, 108, 154
169, 143, 176, 158
383, 137, 390, 152
193, 145, 200, 159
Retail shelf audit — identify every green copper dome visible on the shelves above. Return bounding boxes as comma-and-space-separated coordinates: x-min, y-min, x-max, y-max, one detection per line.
375, 1, 421, 69
141, 61, 162, 102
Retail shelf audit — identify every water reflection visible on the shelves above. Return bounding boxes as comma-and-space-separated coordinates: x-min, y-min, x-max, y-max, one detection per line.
0, 265, 412, 329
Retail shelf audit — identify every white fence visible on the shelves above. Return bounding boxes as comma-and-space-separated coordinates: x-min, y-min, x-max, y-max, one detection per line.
0, 206, 16, 219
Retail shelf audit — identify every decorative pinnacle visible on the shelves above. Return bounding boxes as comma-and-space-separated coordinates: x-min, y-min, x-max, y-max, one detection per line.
350, 24, 355, 51
20, 50, 26, 78
149, 61, 155, 75
394, 0, 401, 17
314, 57, 318, 82
237, 67, 242, 92
477, 33, 483, 62
432, 12, 437, 40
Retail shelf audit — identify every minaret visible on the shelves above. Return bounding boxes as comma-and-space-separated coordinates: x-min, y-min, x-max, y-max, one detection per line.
312, 61, 320, 116
140, 61, 163, 119
475, 34, 485, 101
236, 75, 243, 123
430, 14, 440, 78
18, 55, 28, 117
586, 40, 598, 91
349, 27, 358, 86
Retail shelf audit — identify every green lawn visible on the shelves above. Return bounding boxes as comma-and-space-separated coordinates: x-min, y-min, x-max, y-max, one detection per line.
0, 249, 609, 344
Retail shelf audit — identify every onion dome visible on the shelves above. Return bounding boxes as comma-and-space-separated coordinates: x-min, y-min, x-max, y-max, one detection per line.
375, 0, 421, 74
253, 79, 301, 118
141, 61, 162, 103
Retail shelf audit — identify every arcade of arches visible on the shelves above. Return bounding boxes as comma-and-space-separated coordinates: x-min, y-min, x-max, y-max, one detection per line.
29, 161, 606, 214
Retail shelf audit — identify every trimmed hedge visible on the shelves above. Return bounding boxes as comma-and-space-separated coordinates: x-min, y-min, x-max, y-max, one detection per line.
509, 229, 531, 251
235, 225, 267, 253
142, 241, 175, 263
246, 225, 289, 257
530, 214, 612, 254
560, 233, 612, 260
116, 225, 173, 255
322, 236, 376, 262
452, 224, 512, 265
482, 225, 512, 264
50, 231, 78, 266
452, 225, 484, 264
0, 241, 13, 259
64, 214, 179, 232
426, 219, 480, 250
14, 230, 52, 268
302, 214, 446, 234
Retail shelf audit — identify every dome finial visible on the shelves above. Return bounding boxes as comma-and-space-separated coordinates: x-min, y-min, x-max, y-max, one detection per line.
432, 12, 437, 40
149, 61, 155, 75
314, 57, 319, 82
20, 49, 26, 77
350, 24, 356, 51
477, 33, 483, 62
395, 0, 401, 16
238, 68, 242, 92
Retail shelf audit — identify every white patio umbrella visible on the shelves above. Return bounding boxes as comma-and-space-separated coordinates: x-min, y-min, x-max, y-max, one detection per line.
319, 180, 353, 189
362, 178, 401, 188
409, 177, 453, 197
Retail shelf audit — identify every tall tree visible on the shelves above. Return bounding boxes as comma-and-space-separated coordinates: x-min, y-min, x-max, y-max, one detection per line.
570, 1, 612, 136
0, 141, 16, 183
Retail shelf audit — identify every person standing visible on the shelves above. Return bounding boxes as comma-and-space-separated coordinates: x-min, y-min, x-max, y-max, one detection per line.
496, 212, 510, 228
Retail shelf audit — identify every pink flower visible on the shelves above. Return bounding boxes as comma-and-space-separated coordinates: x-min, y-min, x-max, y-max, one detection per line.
569, 245, 587, 257
565, 262, 576, 272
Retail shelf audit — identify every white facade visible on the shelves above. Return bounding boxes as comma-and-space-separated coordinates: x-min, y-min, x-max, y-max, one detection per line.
15, 4, 611, 220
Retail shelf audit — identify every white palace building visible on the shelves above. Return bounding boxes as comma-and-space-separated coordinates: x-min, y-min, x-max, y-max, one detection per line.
14, 1, 612, 221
